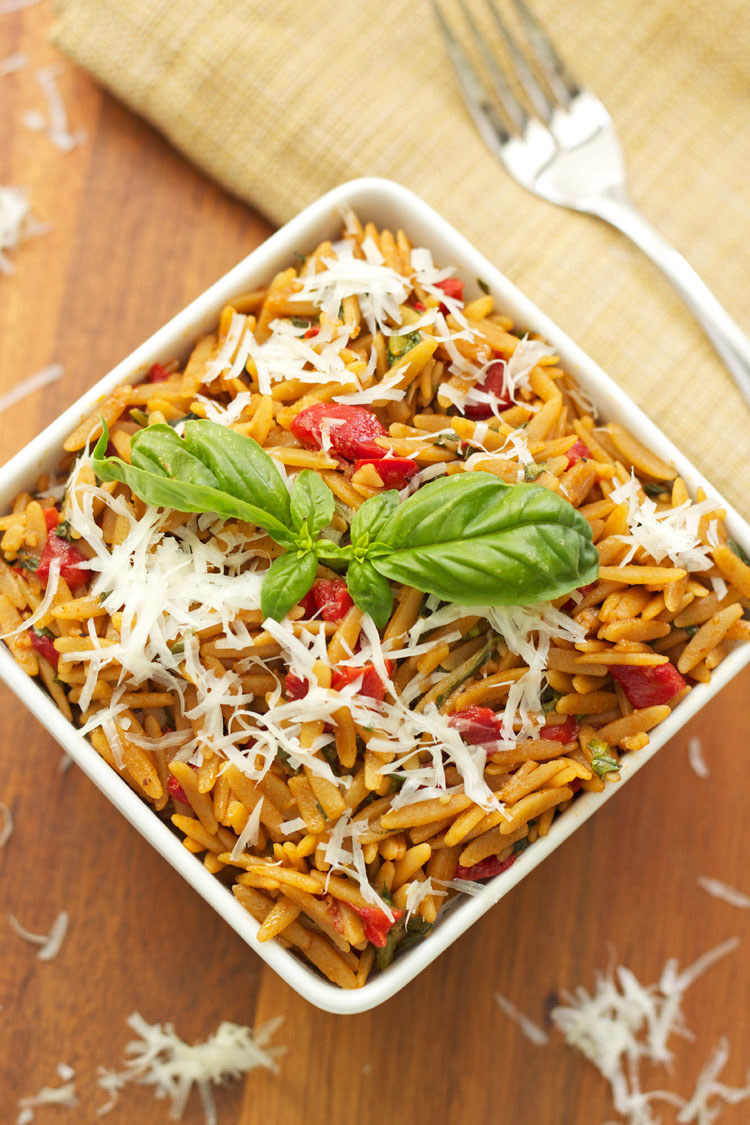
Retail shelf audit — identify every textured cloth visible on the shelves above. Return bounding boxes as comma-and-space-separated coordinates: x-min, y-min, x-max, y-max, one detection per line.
52, 0, 750, 516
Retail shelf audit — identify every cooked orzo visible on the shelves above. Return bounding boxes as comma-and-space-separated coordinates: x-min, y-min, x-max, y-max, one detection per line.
2, 212, 749, 989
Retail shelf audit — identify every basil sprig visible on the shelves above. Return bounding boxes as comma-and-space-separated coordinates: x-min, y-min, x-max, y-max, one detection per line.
92, 420, 599, 626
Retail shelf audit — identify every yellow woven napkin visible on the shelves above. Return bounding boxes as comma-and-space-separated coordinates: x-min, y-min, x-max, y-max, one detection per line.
52, 0, 750, 517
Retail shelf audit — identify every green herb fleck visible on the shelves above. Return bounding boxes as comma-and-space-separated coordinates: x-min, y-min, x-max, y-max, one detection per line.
167, 411, 201, 429
643, 482, 667, 498
15, 550, 39, 572
588, 739, 620, 777
387, 331, 421, 366
541, 687, 563, 713
128, 408, 150, 427
684, 625, 700, 637
477, 278, 490, 295
728, 539, 750, 566
54, 520, 75, 542
513, 837, 528, 854
524, 462, 545, 482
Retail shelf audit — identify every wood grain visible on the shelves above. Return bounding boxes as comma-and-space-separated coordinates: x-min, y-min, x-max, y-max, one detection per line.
1, 10, 748, 1124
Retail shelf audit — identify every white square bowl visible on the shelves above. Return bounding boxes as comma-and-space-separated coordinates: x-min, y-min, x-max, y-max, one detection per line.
1, 177, 748, 1015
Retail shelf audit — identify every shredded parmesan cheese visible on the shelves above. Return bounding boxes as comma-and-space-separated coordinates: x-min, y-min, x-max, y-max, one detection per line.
688, 736, 710, 779
96, 1012, 284, 1123
0, 364, 64, 415
17, 1069, 77, 1125
0, 51, 27, 76
31, 65, 86, 152
403, 877, 444, 925
494, 992, 550, 1046
610, 473, 719, 571
229, 800, 264, 860
676, 1038, 750, 1123
0, 800, 13, 848
8, 909, 69, 961
0, 186, 48, 275
696, 876, 750, 910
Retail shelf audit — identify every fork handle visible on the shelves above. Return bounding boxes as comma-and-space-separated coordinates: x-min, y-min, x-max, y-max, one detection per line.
589, 191, 750, 408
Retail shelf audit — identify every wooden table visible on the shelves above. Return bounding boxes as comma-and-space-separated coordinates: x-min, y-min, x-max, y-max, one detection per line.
1, 9, 748, 1124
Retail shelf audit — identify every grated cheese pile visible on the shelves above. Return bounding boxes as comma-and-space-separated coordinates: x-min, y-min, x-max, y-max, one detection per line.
548, 937, 749, 1125
96, 1012, 284, 1123
609, 474, 719, 572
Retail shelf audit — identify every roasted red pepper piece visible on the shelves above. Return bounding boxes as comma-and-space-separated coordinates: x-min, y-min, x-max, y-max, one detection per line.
435, 276, 464, 313
311, 577, 353, 622
36, 533, 89, 588
609, 662, 686, 707
147, 362, 171, 383
352, 904, 403, 948
167, 775, 189, 805
331, 660, 393, 702
353, 456, 418, 489
449, 705, 503, 744
43, 508, 59, 532
297, 590, 318, 618
30, 630, 59, 668
539, 715, 580, 743
566, 438, 592, 469
463, 360, 513, 420
455, 853, 517, 881
291, 403, 387, 461
304, 325, 320, 339
285, 671, 309, 700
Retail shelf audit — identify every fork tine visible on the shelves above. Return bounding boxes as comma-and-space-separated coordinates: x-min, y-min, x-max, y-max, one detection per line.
511, 0, 581, 105
456, 0, 527, 135
431, 1, 513, 150
484, 0, 554, 123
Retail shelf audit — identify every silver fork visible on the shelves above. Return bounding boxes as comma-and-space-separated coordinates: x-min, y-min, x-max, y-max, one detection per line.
433, 0, 750, 407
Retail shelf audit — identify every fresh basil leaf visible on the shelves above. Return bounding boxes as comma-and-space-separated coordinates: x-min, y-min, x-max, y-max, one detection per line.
290, 470, 335, 537
130, 423, 218, 485
260, 550, 318, 621
182, 420, 291, 524
345, 559, 393, 629
350, 490, 399, 547
92, 423, 297, 549
371, 473, 599, 606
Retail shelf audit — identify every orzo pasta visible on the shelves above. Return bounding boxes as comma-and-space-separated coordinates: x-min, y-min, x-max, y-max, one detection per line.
2, 213, 749, 990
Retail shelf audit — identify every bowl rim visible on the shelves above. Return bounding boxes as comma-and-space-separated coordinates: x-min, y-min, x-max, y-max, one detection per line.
1, 175, 748, 1015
